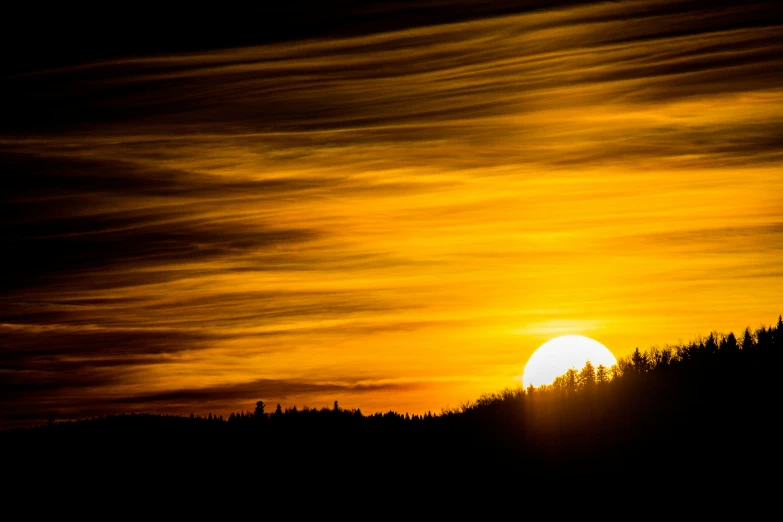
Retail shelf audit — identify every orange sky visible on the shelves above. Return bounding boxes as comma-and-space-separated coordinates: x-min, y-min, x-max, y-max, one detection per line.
1, 0, 782, 427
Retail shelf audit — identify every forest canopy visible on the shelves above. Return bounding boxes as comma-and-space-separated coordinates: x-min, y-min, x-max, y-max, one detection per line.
5, 316, 781, 482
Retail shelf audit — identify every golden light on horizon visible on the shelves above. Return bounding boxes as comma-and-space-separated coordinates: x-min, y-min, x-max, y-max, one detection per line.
522, 335, 617, 388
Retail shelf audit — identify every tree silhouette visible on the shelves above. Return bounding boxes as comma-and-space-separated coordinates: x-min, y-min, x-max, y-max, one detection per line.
4, 315, 781, 482
579, 361, 596, 391
630, 347, 648, 374
596, 364, 608, 385
741, 328, 755, 351
254, 401, 268, 425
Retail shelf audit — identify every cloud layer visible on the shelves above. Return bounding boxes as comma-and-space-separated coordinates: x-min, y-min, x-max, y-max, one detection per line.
2, 0, 782, 427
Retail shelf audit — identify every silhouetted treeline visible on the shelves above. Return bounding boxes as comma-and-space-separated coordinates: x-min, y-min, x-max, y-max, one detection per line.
4, 316, 782, 481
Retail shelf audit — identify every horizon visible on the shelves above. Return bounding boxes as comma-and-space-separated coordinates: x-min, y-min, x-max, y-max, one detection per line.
8, 316, 781, 430
2, 0, 782, 429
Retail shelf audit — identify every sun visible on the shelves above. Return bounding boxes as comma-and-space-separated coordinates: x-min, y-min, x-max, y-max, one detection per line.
522, 335, 617, 388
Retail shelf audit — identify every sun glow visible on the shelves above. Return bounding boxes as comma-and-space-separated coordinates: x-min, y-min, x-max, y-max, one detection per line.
522, 335, 617, 388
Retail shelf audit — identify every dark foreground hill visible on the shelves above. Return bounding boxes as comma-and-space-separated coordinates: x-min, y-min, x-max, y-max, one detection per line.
4, 317, 782, 486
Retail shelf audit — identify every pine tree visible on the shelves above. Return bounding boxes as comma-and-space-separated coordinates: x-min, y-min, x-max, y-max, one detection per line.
254, 401, 267, 421
722, 332, 738, 353
741, 328, 755, 351
596, 364, 608, 385
631, 347, 648, 373
579, 361, 596, 391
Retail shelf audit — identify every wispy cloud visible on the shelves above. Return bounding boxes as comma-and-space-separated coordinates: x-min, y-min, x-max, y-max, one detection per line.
2, 0, 782, 427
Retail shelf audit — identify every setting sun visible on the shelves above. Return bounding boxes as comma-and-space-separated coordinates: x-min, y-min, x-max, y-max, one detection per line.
522, 335, 617, 388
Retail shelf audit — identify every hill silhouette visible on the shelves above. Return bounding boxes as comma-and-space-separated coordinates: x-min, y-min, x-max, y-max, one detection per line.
4, 316, 782, 485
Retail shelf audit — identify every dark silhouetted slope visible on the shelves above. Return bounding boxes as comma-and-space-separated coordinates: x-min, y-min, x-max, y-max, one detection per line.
3, 316, 782, 484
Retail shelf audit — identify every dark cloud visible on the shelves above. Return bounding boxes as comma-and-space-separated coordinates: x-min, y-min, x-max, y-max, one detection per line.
0, 328, 220, 362
0, 375, 423, 428
3, 2, 781, 134
0, 151, 323, 292
118, 377, 417, 405
3, 1, 610, 77
1, 1, 782, 428
0, 150, 328, 199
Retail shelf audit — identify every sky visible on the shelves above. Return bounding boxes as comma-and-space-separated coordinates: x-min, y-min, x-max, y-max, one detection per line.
2, 0, 782, 427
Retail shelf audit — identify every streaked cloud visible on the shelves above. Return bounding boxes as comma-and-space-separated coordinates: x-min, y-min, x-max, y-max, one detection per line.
1, 0, 782, 427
